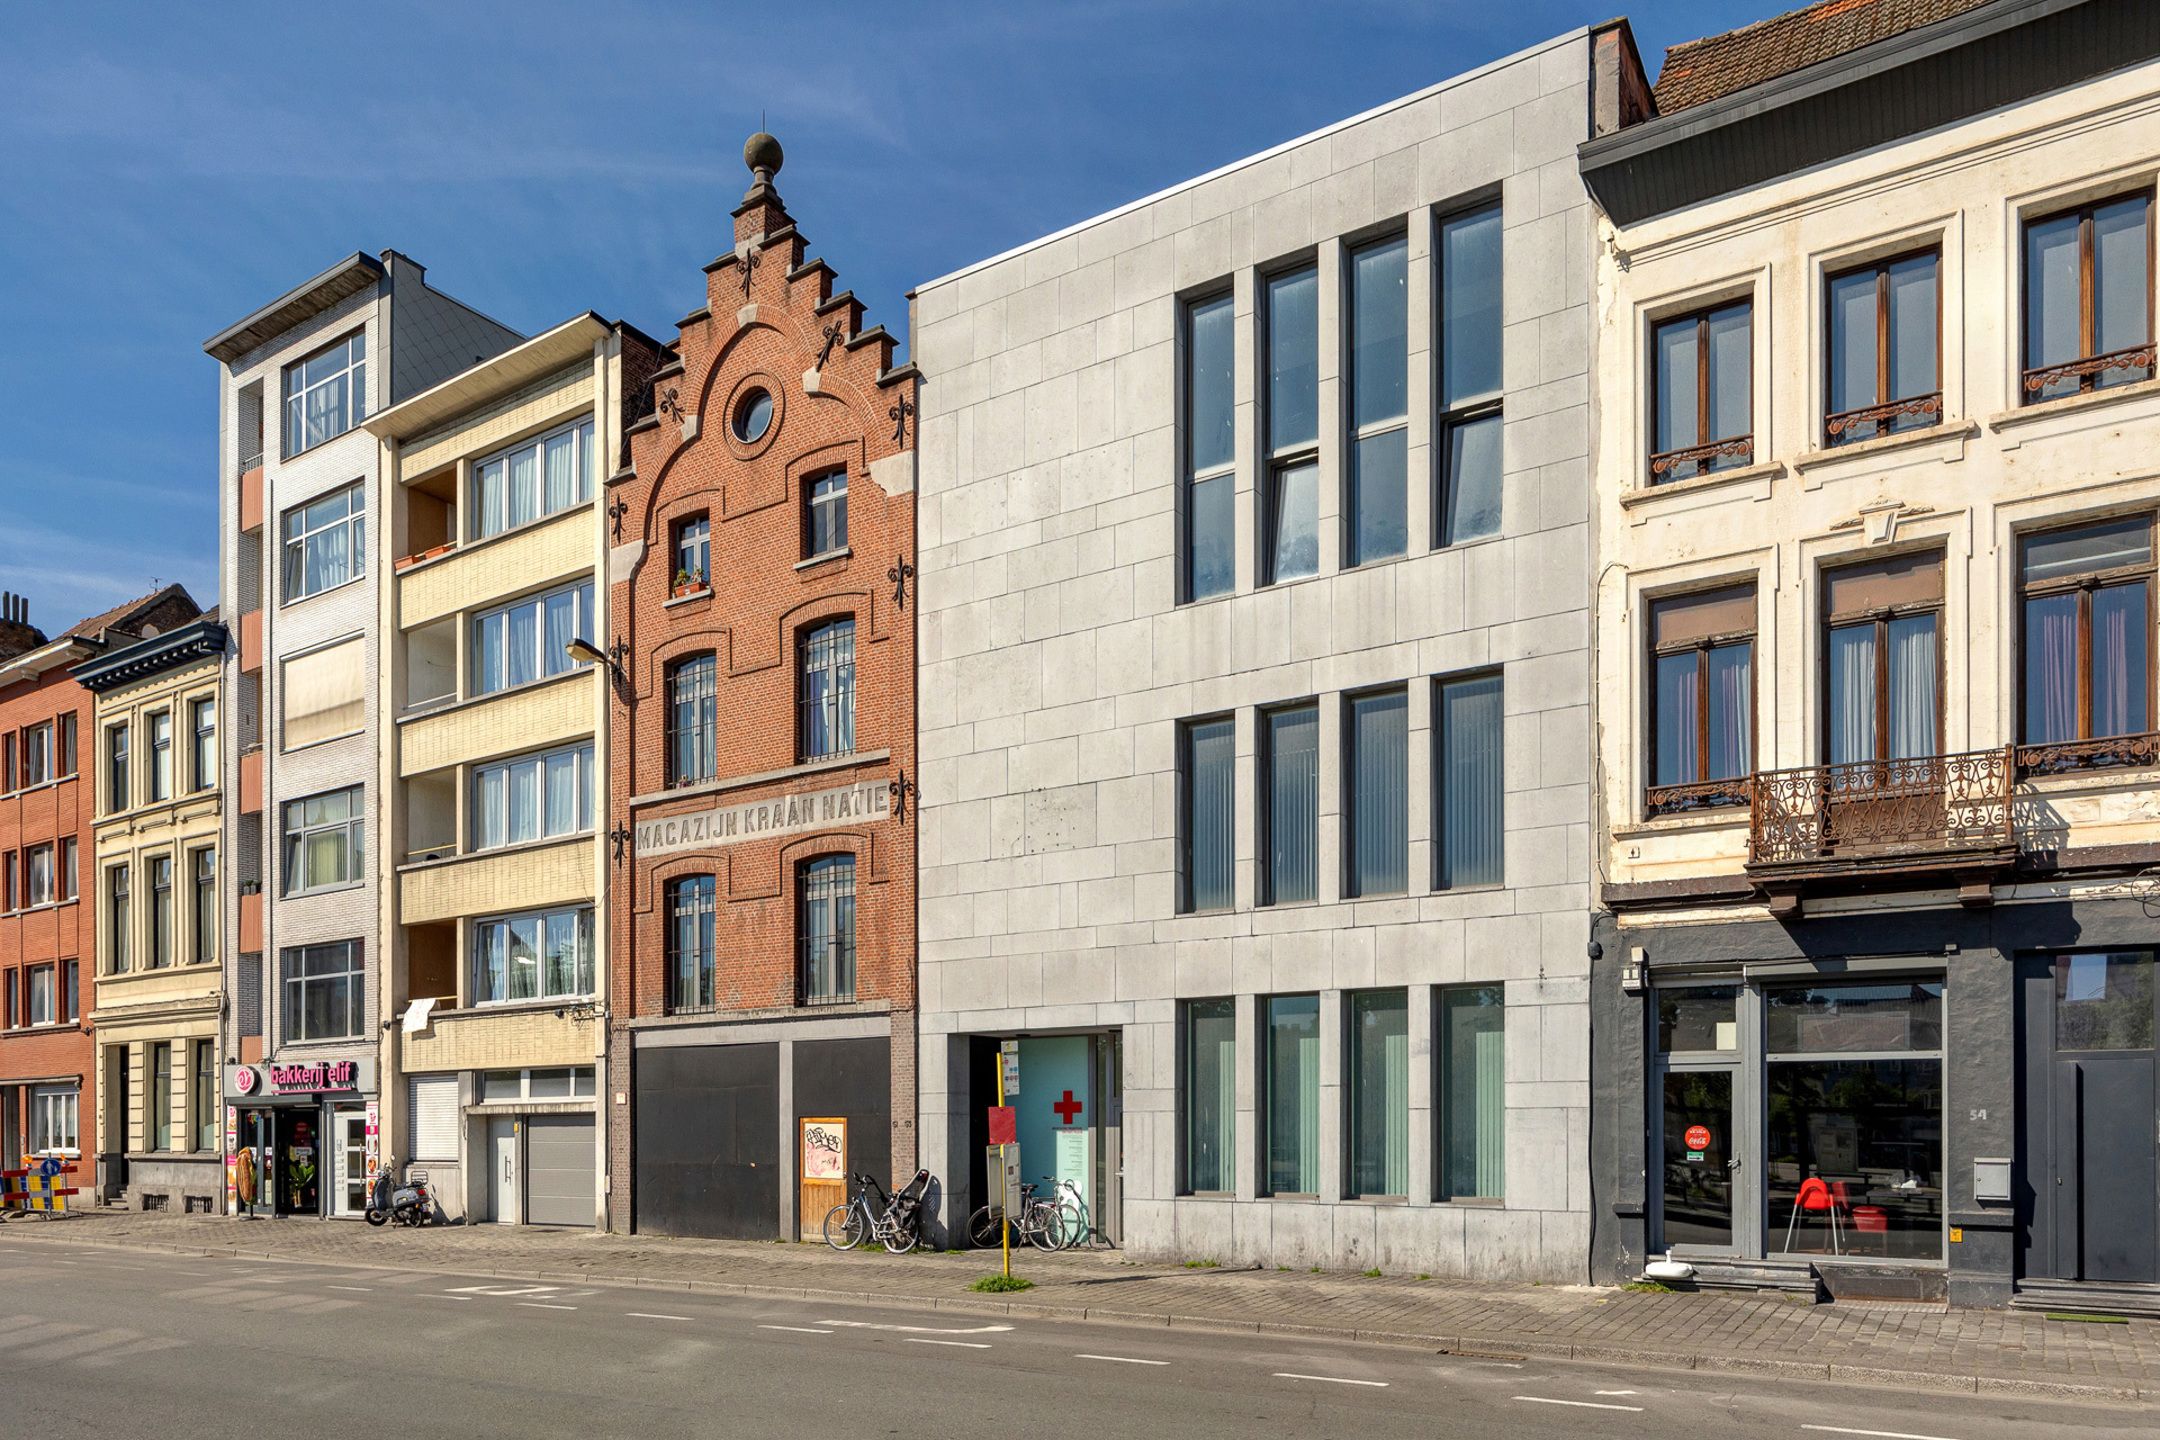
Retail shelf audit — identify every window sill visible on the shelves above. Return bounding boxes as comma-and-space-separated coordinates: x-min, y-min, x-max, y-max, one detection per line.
663, 588, 713, 610
1, 898, 80, 919
280, 572, 368, 610
1620, 459, 1783, 511
281, 728, 365, 756
1613, 805, 1750, 839
0, 776, 73, 803
396, 831, 593, 874
1790, 419, 1977, 473
795, 547, 851, 573
631, 748, 891, 810
283, 880, 366, 901
396, 666, 591, 727
1990, 374, 2160, 432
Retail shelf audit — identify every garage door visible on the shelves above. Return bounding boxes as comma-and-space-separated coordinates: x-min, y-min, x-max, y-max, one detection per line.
524, 1115, 594, 1227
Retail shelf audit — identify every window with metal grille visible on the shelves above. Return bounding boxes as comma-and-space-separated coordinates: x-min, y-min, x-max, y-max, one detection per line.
666, 655, 718, 786
666, 876, 716, 1013
799, 855, 856, 1004
799, 619, 855, 761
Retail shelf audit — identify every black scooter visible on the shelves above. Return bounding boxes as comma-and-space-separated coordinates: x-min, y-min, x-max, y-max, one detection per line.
364, 1156, 435, 1227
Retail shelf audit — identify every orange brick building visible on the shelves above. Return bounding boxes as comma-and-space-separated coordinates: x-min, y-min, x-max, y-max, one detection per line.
0, 586, 199, 1193
605, 134, 919, 1239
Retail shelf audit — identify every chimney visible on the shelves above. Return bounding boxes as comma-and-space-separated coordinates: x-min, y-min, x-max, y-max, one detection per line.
0, 591, 46, 663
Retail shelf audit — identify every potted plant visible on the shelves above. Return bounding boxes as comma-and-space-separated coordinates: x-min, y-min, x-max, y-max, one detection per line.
673, 567, 706, 597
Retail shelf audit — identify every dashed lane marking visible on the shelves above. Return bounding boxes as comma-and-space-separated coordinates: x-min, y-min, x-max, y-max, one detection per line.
1513, 1397, 1644, 1412
905, 1338, 992, 1349
516, 1302, 577, 1311
818, 1319, 1012, 1335
628, 1313, 695, 1322
1595, 1390, 1638, 1396
326, 1285, 372, 1292
1076, 1354, 1169, 1366
1274, 1373, 1388, 1388
759, 1324, 832, 1335
1802, 1427, 1961, 1440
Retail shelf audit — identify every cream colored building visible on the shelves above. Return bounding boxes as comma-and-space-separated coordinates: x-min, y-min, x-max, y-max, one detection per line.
1579, 3, 2160, 1311
366, 314, 653, 1225
78, 598, 225, 1213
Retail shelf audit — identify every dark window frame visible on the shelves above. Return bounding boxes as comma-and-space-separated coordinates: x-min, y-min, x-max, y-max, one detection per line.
1178, 713, 1236, 914
1823, 246, 1943, 446
1434, 670, 1506, 892
1261, 262, 1321, 588
1181, 288, 1237, 604
1645, 587, 1758, 816
2015, 515, 2159, 764
2020, 190, 2156, 404
665, 652, 720, 787
665, 874, 717, 1014
1818, 554, 1946, 766
1259, 701, 1319, 907
1436, 201, 1505, 549
798, 853, 857, 1006
1648, 299, 1754, 483
797, 617, 857, 762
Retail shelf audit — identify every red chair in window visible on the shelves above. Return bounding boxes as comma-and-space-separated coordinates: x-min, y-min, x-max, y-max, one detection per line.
1783, 1174, 1844, 1255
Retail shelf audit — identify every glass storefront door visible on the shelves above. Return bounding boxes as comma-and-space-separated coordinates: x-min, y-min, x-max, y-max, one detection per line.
1661, 1069, 1738, 1249
332, 1109, 369, 1217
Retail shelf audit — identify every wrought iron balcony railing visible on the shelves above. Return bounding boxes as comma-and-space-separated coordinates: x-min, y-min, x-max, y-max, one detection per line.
1748, 746, 2014, 870
1824, 391, 1942, 446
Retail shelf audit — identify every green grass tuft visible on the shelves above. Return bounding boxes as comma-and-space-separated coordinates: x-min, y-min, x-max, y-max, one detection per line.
1415, 1273, 1431, 1281
2045, 1311, 2128, 1324
970, 1273, 1035, 1293
1182, 1257, 1220, 1269
1361, 1267, 1383, 1279
1624, 1280, 1675, 1293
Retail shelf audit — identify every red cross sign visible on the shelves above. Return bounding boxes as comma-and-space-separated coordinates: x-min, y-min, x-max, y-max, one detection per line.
1052, 1090, 1083, 1125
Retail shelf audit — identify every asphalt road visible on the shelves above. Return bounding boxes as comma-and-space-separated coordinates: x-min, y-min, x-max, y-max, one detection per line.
0, 1239, 2149, 1438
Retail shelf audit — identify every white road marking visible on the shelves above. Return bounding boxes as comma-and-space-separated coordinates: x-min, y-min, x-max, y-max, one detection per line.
628, 1313, 695, 1322
759, 1324, 832, 1335
516, 1302, 577, 1311
1802, 1427, 1961, 1440
449, 1284, 559, 1296
819, 1319, 1012, 1334
1077, 1354, 1169, 1366
1513, 1396, 1644, 1412
1595, 1389, 1639, 1396
421, 1293, 472, 1301
905, 1338, 992, 1349
1275, 1373, 1389, 1388
326, 1285, 372, 1292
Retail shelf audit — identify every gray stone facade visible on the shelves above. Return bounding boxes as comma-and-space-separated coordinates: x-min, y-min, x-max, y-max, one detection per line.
911, 31, 1600, 1279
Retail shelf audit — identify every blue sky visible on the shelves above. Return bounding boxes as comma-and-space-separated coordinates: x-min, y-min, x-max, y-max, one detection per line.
0, 0, 1776, 630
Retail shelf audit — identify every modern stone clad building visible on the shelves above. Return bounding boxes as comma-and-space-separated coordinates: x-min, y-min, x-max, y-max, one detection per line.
74, 592, 225, 1213
205, 252, 518, 1218
365, 313, 655, 1225
1581, 0, 2160, 1310
912, 27, 1627, 1276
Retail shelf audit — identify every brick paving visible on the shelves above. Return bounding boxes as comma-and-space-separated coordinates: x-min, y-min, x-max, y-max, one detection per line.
6, 1210, 2156, 1402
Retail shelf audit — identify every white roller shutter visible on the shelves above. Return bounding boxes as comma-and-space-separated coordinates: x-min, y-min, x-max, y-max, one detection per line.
407, 1074, 458, 1160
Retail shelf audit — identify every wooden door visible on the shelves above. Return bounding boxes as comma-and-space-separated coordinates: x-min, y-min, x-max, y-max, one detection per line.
799, 1117, 847, 1240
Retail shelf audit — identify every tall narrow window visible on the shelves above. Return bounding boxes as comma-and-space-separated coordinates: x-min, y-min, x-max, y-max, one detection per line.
148, 855, 173, 968
192, 1040, 216, 1151
1647, 586, 1756, 814
1183, 998, 1237, 1194
1349, 235, 1409, 565
283, 330, 366, 456
1180, 716, 1234, 912
799, 619, 856, 760
673, 514, 710, 591
56, 713, 75, 777
147, 710, 172, 801
1262, 704, 1318, 905
58, 838, 76, 902
2020, 517, 2155, 763
1265, 266, 1319, 585
806, 470, 849, 559
1439, 205, 1504, 545
469, 581, 595, 696
667, 875, 717, 1012
106, 722, 129, 812
469, 417, 597, 539
799, 855, 856, 1004
1349, 989, 1410, 1198
150, 1043, 173, 1152
1184, 292, 1235, 600
190, 697, 217, 790
1439, 986, 1506, 1199
666, 655, 719, 785
108, 864, 130, 974
1650, 300, 1752, 482
2024, 192, 2153, 403
282, 480, 366, 600
193, 848, 216, 964
25, 845, 53, 908
1436, 673, 1504, 889
1826, 250, 1941, 445
22, 722, 51, 787
1264, 994, 1321, 1195
1346, 689, 1407, 897
1823, 552, 1944, 765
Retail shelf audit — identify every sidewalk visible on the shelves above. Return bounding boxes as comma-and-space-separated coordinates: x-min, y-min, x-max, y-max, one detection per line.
6, 1210, 2155, 1404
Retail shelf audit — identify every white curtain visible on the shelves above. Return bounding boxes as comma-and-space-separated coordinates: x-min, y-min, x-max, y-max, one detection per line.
1828, 626, 1876, 766
1888, 617, 1939, 759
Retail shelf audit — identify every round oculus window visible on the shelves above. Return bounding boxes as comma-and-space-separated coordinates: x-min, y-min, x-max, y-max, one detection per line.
732, 387, 774, 443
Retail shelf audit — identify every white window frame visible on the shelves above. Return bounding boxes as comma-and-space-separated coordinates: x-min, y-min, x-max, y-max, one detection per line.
283, 330, 367, 457
477, 1066, 597, 1102
25, 843, 53, 909
147, 709, 173, 801
282, 785, 366, 895
21, 721, 52, 788
191, 697, 217, 791
469, 743, 595, 852
282, 480, 367, 603
469, 581, 596, 698
30, 1085, 77, 1155
471, 905, 596, 1006
27, 964, 56, 1027
468, 416, 598, 541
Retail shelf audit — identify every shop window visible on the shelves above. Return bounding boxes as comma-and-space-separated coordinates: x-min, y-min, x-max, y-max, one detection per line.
1349, 989, 1409, 1198
1765, 979, 1943, 1262
1183, 998, 1236, 1194
2052, 952, 2155, 1050
799, 855, 855, 1005
1647, 585, 1756, 813
667, 875, 716, 1013
1657, 986, 1739, 1054
1264, 264, 1319, 586
1439, 985, 1505, 1200
1348, 234, 1409, 566
1178, 715, 1233, 913
2018, 517, 2155, 765
1823, 551, 1943, 764
1260, 704, 1317, 906
1436, 672, 1503, 889
2022, 192, 2153, 403
1438, 204, 1504, 545
798, 619, 855, 761
473, 906, 594, 1005
1182, 290, 1235, 601
1346, 688, 1407, 897
1651, 299, 1752, 482
1263, 994, 1320, 1195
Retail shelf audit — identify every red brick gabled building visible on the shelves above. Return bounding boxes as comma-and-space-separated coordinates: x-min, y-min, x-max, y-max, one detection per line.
0, 585, 199, 1189
605, 134, 918, 1239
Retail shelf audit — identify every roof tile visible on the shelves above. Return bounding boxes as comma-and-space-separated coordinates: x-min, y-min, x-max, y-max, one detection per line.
1653, 0, 1994, 114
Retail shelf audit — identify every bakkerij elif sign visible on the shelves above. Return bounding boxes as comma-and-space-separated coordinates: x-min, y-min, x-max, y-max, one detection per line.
635, 777, 890, 857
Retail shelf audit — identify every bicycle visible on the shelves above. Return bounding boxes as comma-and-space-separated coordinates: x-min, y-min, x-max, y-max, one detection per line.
1042, 1175, 1106, 1250
823, 1168, 931, 1254
966, 1180, 1066, 1252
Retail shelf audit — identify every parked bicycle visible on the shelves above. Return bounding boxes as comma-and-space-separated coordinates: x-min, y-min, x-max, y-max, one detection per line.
966, 1179, 1066, 1252
1042, 1175, 1108, 1250
823, 1169, 931, 1254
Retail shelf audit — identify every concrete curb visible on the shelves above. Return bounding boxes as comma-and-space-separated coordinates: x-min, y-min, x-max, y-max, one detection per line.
11, 1230, 2154, 1407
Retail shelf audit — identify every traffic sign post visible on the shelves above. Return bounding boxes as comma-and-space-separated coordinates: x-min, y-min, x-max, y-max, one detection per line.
993, 1048, 1014, 1281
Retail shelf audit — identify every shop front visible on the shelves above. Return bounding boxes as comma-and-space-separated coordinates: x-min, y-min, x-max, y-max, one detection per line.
955, 1030, 1122, 1248
224, 1057, 377, 1219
